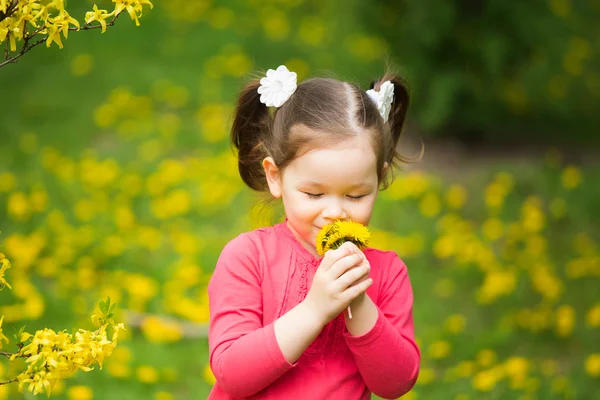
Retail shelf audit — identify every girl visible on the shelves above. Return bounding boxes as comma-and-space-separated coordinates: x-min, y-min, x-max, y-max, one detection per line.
208, 65, 420, 399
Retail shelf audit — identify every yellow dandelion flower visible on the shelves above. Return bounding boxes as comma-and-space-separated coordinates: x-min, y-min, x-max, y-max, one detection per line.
316, 220, 370, 256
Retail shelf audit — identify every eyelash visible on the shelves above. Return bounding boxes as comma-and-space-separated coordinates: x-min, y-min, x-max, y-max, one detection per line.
303, 192, 366, 201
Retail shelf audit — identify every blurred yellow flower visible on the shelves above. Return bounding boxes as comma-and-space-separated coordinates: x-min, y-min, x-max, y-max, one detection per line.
455, 361, 476, 378
433, 278, 456, 298
482, 218, 504, 241
155, 392, 174, 400
137, 365, 159, 384
550, 0, 570, 17
209, 7, 234, 29
298, 16, 326, 46
503, 357, 530, 378
285, 58, 310, 82
476, 349, 497, 367
444, 314, 466, 334
585, 354, 600, 377
521, 197, 545, 233
472, 369, 498, 392
419, 192, 441, 218
141, 316, 183, 344
197, 104, 230, 143
477, 269, 517, 304
261, 8, 290, 41
204, 364, 216, 386
7, 192, 31, 220
433, 235, 455, 259
554, 305, 575, 337
0, 172, 16, 192
344, 34, 388, 61
561, 165, 582, 189
446, 184, 468, 209
71, 54, 94, 76
416, 367, 436, 385
428, 340, 451, 359
586, 303, 600, 327
67, 385, 93, 400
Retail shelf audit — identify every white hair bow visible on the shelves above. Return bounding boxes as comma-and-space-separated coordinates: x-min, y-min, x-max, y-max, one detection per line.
257, 65, 297, 108
366, 81, 394, 123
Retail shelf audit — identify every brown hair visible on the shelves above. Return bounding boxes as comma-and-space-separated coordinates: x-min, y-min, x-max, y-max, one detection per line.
231, 69, 416, 192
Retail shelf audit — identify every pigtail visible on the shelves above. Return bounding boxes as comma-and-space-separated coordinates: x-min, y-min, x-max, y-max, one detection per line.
370, 73, 423, 188
370, 74, 410, 148
231, 79, 272, 192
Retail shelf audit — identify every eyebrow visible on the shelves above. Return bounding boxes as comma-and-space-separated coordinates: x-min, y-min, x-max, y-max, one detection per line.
299, 181, 374, 190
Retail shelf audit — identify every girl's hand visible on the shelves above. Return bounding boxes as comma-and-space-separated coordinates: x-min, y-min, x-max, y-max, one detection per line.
303, 241, 373, 326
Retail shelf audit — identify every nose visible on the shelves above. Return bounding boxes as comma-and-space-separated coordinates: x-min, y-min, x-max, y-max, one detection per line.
322, 198, 347, 221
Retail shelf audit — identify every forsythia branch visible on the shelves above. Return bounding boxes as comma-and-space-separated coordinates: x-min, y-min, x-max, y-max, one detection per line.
0, 0, 153, 69
0, 253, 126, 396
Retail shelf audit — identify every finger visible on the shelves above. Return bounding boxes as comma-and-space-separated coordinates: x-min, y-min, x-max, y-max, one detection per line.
341, 277, 373, 302
320, 242, 354, 271
328, 253, 366, 279
335, 263, 371, 292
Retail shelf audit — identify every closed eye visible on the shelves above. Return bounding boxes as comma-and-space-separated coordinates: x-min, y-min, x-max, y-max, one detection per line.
303, 192, 323, 199
347, 195, 366, 201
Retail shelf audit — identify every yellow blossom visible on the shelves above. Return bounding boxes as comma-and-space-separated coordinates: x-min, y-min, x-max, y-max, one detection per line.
316, 220, 370, 256
0, 253, 12, 289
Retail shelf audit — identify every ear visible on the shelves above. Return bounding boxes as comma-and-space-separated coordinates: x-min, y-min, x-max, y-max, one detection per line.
262, 157, 282, 198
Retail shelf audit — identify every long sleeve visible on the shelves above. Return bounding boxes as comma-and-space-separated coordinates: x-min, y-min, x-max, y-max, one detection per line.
208, 234, 295, 398
343, 253, 420, 399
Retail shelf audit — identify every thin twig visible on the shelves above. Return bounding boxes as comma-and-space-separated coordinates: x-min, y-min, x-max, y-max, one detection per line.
0, 36, 45, 68
0, 378, 19, 386
0, 351, 14, 358
1, 11, 121, 69
0, 0, 18, 24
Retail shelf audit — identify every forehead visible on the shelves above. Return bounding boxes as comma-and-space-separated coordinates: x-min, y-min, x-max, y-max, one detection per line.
283, 134, 378, 185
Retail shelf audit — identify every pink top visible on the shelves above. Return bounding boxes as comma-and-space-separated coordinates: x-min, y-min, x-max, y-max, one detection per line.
207, 222, 420, 399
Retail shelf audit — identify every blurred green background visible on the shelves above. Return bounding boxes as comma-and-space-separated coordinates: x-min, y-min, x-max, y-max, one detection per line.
1, 0, 599, 399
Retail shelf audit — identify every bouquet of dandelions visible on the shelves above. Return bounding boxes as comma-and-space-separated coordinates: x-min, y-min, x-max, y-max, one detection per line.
316, 220, 371, 319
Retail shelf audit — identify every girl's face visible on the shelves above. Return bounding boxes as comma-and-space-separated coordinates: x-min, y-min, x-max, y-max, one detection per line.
263, 133, 380, 258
